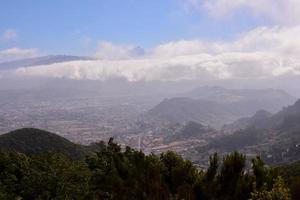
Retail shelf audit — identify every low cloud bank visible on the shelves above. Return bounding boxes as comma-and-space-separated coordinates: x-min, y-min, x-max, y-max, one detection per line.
7, 25, 300, 82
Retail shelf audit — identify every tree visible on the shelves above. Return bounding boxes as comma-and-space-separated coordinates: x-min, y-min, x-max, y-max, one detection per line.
205, 153, 219, 183
160, 151, 201, 199
217, 151, 247, 200
251, 176, 291, 200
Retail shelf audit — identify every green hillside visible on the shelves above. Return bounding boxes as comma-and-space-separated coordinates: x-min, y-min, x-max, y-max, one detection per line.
0, 138, 293, 200
0, 128, 87, 160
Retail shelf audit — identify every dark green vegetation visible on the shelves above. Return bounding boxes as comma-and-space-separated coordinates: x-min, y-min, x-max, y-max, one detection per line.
0, 128, 87, 160
204, 128, 263, 152
277, 160, 300, 200
0, 133, 295, 200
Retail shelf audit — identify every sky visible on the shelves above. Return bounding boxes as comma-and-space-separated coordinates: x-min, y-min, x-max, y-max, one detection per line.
0, 0, 272, 55
1, 0, 300, 83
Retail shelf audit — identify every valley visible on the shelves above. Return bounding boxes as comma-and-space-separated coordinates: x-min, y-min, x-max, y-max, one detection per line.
0, 78, 298, 167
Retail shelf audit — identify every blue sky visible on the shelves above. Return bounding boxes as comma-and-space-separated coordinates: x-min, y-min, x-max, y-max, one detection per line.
1, 0, 300, 85
0, 0, 269, 56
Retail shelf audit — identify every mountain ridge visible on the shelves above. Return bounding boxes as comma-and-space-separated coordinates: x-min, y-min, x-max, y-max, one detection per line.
147, 87, 296, 128
0, 55, 94, 70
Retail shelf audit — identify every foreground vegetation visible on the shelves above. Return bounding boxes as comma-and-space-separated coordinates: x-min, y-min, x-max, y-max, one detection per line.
0, 138, 298, 200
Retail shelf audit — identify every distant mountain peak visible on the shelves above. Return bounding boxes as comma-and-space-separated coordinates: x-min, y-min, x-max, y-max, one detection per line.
0, 55, 94, 70
149, 87, 296, 129
253, 110, 273, 119
294, 99, 300, 107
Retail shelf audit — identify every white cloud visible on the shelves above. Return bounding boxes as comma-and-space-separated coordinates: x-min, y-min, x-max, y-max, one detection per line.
0, 48, 39, 62
95, 41, 144, 60
186, 0, 300, 25
13, 54, 231, 81
7, 25, 300, 81
1, 29, 17, 41
152, 26, 300, 58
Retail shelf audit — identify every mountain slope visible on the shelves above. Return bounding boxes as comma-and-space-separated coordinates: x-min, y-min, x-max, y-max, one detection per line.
192, 99, 300, 165
165, 121, 216, 143
148, 87, 295, 128
0, 128, 87, 159
186, 86, 295, 105
185, 86, 295, 114
147, 97, 237, 128
225, 99, 300, 132
0, 55, 93, 70
223, 110, 273, 132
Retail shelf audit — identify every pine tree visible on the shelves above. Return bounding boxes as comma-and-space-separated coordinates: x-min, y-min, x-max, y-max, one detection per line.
251, 176, 291, 200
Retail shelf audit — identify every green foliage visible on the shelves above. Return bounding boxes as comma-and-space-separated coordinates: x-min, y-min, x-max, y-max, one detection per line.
0, 138, 297, 200
205, 152, 219, 183
277, 160, 300, 200
0, 151, 91, 200
215, 152, 250, 200
206, 128, 263, 152
160, 151, 201, 199
0, 128, 88, 160
251, 177, 291, 200
86, 138, 172, 199
252, 156, 278, 190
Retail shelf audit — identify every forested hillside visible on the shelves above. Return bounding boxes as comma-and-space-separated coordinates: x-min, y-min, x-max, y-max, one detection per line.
0, 128, 88, 159
0, 137, 295, 200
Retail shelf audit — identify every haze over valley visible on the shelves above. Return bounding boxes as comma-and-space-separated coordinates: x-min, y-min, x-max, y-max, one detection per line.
0, 55, 299, 167
1, 1, 300, 199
